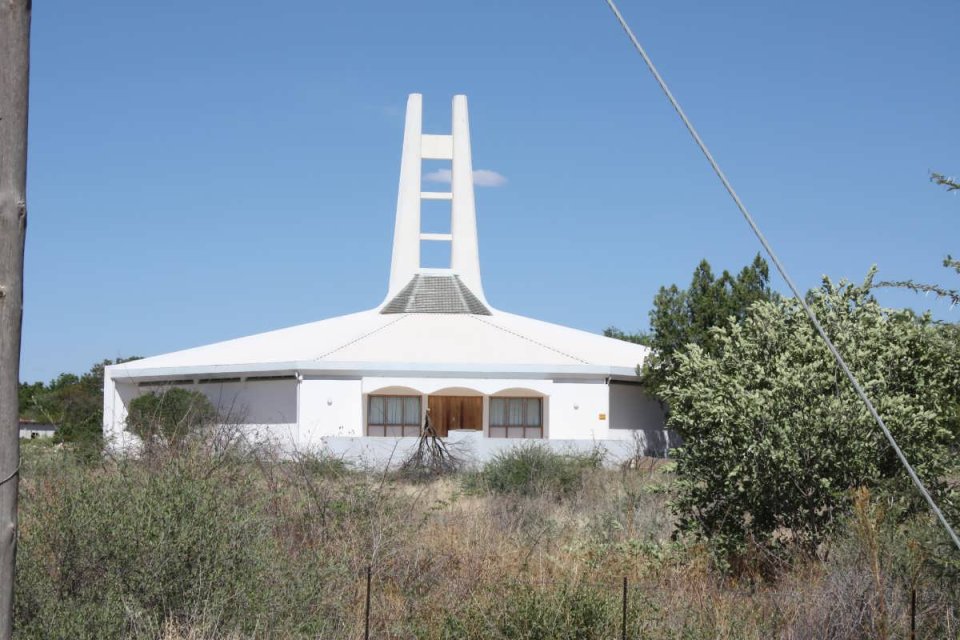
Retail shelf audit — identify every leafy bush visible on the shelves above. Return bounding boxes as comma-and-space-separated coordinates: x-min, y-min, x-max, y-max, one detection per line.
13, 440, 960, 638
442, 581, 615, 640
19, 357, 141, 452
126, 387, 219, 445
15, 450, 274, 638
292, 449, 354, 478
662, 271, 960, 565
475, 443, 603, 498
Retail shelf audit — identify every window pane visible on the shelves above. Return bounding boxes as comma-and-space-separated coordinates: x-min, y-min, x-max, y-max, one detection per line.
525, 427, 543, 439
368, 425, 385, 437
369, 397, 385, 425
403, 397, 421, 426
524, 398, 541, 427
490, 398, 506, 427
508, 399, 524, 426
402, 425, 420, 437
489, 426, 507, 438
386, 425, 403, 437
507, 426, 524, 439
386, 397, 403, 425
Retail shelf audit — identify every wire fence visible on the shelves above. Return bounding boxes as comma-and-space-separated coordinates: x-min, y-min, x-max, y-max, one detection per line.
358, 566, 925, 639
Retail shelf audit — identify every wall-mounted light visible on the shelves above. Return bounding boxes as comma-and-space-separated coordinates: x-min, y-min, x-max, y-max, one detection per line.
326, 398, 333, 406
573, 403, 579, 410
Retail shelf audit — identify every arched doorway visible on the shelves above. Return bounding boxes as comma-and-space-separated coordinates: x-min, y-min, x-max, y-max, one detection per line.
427, 387, 483, 437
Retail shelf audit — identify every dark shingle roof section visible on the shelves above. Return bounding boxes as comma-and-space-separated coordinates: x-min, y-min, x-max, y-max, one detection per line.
381, 274, 491, 315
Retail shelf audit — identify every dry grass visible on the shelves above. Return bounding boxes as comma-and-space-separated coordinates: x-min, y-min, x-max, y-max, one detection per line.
13, 439, 960, 639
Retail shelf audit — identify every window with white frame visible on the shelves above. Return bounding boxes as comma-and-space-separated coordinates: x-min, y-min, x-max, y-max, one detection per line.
367, 395, 422, 437
488, 397, 543, 438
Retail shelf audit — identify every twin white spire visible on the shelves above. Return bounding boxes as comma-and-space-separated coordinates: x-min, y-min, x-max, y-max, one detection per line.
384, 94, 486, 306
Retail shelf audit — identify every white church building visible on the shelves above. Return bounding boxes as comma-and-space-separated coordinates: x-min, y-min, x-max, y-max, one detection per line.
103, 94, 670, 459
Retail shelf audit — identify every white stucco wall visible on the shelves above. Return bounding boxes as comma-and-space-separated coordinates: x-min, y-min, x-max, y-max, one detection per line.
103, 371, 673, 454
608, 382, 674, 453
298, 378, 364, 446
103, 376, 140, 451
547, 381, 610, 440
609, 383, 665, 432
104, 375, 299, 449
192, 379, 297, 426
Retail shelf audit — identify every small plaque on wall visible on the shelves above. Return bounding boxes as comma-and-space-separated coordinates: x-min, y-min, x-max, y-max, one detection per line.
598, 413, 607, 420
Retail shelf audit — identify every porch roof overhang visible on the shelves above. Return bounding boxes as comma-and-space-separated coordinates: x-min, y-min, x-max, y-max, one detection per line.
106, 360, 642, 385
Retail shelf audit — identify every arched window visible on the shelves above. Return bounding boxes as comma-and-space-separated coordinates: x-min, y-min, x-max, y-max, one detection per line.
367, 395, 421, 437
489, 397, 542, 439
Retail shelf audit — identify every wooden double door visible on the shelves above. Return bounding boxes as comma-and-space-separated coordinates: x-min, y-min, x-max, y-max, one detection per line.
427, 395, 483, 437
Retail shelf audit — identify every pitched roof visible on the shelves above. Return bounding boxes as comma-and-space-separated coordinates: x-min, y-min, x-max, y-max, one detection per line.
108, 306, 650, 379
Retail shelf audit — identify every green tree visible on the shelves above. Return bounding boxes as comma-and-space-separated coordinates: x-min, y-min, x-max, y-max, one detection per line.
662, 271, 960, 564
126, 388, 218, 446
19, 357, 141, 449
17, 381, 44, 419
601, 327, 650, 346
643, 254, 778, 393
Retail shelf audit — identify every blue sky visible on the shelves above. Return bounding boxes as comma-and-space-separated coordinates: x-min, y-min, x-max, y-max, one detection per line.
22, 1, 959, 383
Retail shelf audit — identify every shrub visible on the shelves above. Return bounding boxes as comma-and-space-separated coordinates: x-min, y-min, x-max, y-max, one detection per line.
126, 387, 219, 445
475, 443, 603, 498
15, 451, 274, 638
442, 581, 615, 640
661, 272, 960, 566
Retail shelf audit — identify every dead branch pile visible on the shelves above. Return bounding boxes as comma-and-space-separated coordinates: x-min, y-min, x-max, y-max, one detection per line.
399, 411, 462, 479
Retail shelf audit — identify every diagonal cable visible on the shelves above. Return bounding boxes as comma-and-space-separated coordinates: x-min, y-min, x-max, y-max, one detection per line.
603, 0, 960, 553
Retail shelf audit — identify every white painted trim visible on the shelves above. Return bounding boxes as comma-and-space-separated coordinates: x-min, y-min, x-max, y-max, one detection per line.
106, 361, 642, 382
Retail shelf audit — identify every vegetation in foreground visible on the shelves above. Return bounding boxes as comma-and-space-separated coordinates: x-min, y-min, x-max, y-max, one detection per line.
13, 438, 960, 640
15, 173, 958, 639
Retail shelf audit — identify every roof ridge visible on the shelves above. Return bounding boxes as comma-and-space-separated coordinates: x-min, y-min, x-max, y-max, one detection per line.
468, 315, 591, 365
451, 275, 472, 312
407, 274, 424, 312
314, 314, 410, 360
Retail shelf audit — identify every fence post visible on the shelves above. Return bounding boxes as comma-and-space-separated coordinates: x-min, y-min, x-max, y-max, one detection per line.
910, 587, 916, 640
365, 565, 372, 640
622, 575, 628, 640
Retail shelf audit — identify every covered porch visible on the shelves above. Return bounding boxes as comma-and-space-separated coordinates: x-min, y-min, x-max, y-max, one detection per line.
364, 385, 546, 439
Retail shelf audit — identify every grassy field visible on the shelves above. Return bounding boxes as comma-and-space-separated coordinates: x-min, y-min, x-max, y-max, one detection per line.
13, 436, 960, 639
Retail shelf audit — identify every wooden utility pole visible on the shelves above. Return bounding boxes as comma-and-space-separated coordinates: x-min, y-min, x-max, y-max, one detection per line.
0, 1, 31, 638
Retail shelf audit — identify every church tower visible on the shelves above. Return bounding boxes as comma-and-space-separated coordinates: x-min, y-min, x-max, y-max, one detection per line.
381, 94, 490, 314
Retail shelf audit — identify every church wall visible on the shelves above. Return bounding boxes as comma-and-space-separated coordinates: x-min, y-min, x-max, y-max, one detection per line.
298, 378, 364, 446
104, 373, 673, 454
195, 379, 297, 427
546, 381, 610, 440
103, 376, 140, 451
608, 382, 676, 454
608, 383, 664, 432
104, 375, 300, 450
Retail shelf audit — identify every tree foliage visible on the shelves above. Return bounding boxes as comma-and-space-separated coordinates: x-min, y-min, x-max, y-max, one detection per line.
126, 388, 219, 446
19, 357, 140, 449
930, 171, 959, 192
874, 171, 959, 305
601, 327, 650, 346
642, 254, 778, 393
662, 270, 960, 563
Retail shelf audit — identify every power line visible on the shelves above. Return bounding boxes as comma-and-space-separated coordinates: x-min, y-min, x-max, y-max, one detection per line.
603, 0, 960, 553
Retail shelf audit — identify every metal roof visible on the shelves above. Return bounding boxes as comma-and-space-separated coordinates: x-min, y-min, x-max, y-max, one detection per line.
106, 307, 650, 380
380, 274, 491, 315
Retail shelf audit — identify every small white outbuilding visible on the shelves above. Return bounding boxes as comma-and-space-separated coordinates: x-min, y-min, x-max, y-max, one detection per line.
104, 94, 669, 457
